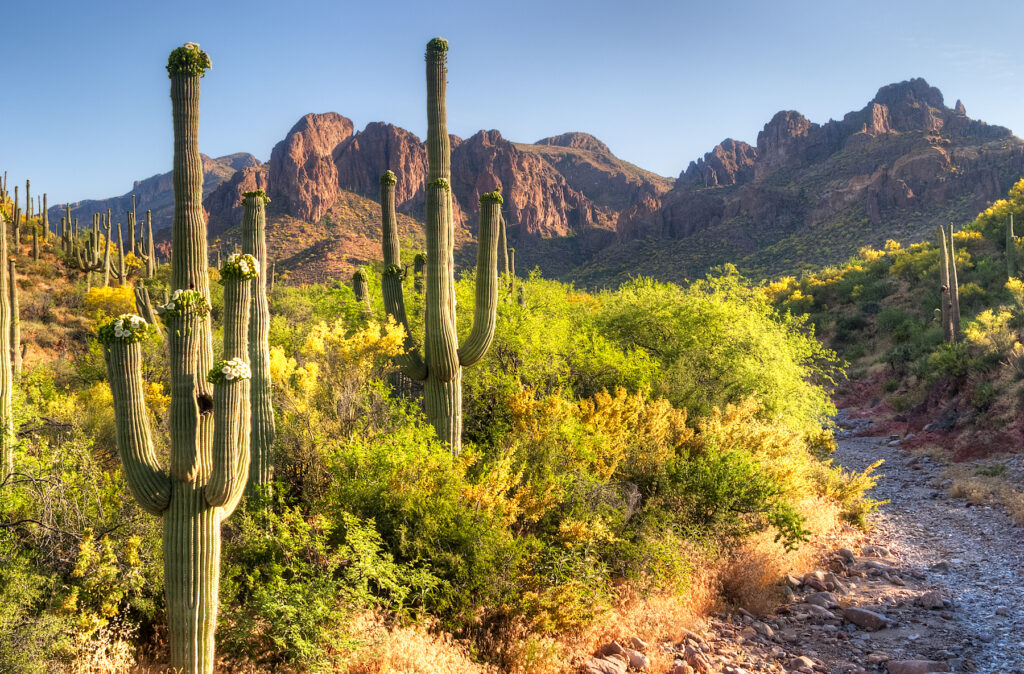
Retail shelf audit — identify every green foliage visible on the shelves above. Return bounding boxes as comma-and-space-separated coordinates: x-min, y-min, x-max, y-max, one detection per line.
165, 43, 211, 77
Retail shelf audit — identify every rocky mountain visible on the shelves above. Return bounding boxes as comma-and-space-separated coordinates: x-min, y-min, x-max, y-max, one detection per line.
578, 78, 1024, 285
52, 153, 260, 236
60, 78, 1024, 286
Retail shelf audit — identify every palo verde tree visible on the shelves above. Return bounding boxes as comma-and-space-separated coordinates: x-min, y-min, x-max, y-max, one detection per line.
102, 43, 256, 673
378, 37, 501, 455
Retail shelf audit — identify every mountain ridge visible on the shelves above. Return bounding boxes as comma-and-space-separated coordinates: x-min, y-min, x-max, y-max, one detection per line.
50, 77, 1024, 286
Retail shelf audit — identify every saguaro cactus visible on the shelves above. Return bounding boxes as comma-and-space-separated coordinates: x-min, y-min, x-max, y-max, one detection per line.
0, 214, 11, 477
103, 44, 254, 674
352, 268, 370, 310
498, 215, 509, 276
9, 260, 20, 378
377, 40, 500, 455
1008, 214, 1017, 280
413, 252, 426, 293
947, 223, 961, 338
240, 190, 275, 494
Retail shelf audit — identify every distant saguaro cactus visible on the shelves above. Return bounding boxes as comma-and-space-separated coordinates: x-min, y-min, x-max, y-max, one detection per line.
9, 260, 19, 377
0, 213, 11, 477
240, 190, 275, 495
413, 252, 426, 293
104, 43, 251, 674
352, 268, 370, 310
938, 224, 961, 343
1008, 214, 1017, 280
377, 38, 501, 455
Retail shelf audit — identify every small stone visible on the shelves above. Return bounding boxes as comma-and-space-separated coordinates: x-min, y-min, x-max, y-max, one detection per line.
625, 648, 650, 671
786, 574, 803, 589
628, 636, 648, 652
866, 652, 890, 665
788, 655, 816, 671
598, 641, 628, 658
805, 591, 840, 609
844, 607, 890, 631
670, 664, 695, 674
582, 655, 628, 674
918, 590, 944, 609
885, 660, 950, 674
839, 548, 857, 563
995, 607, 1010, 617
929, 561, 949, 573
862, 545, 890, 558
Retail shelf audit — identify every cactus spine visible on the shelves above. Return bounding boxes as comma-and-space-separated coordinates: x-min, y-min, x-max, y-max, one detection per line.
1009, 213, 1017, 280
241, 190, 275, 495
377, 38, 500, 455
9, 260, 19, 377
103, 44, 252, 674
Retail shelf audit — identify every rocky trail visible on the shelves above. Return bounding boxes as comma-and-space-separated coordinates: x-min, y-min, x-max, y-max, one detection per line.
583, 420, 1024, 674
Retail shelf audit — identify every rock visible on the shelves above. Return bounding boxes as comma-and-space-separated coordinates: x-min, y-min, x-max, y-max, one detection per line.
801, 603, 838, 620
627, 636, 648, 652
929, 561, 950, 573
786, 574, 803, 589
268, 112, 354, 222
844, 607, 891, 631
680, 138, 757, 188
670, 664, 695, 674
535, 132, 611, 154
838, 548, 857, 563
625, 648, 650, 671
885, 660, 950, 674
683, 644, 714, 673
866, 652, 891, 665
917, 590, 944, 609
787, 655, 817, 671
204, 165, 269, 236
598, 641, 627, 658
805, 591, 841, 609
803, 570, 830, 592
862, 545, 890, 558
582, 656, 627, 674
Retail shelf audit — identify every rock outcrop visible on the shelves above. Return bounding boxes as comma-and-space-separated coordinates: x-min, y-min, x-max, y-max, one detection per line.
535, 132, 611, 154
267, 112, 354, 222
680, 138, 758, 188
204, 165, 268, 236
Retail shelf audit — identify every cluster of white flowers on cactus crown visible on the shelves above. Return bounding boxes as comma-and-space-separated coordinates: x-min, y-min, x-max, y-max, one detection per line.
159, 289, 210, 317
220, 253, 259, 283
207, 357, 251, 384
98, 314, 153, 345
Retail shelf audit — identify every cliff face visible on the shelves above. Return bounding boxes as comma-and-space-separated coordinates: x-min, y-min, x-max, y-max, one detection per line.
267, 112, 354, 223
51, 153, 259, 235
204, 165, 269, 236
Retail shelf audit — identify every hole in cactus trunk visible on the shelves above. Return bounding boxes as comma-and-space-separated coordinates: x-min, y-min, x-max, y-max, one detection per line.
198, 393, 214, 415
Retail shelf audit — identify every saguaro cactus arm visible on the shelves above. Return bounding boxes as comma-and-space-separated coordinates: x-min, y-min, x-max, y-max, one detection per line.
379, 171, 427, 381
205, 255, 255, 510
458, 191, 502, 367
101, 316, 171, 514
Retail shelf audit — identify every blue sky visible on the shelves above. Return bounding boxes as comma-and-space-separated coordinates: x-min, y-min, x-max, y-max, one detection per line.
3, 0, 1023, 205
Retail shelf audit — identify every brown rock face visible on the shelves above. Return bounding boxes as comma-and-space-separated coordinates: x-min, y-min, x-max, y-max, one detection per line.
451, 130, 594, 239
335, 122, 427, 208
680, 138, 757, 187
755, 111, 814, 180
204, 165, 269, 236
267, 112, 354, 222
535, 132, 611, 154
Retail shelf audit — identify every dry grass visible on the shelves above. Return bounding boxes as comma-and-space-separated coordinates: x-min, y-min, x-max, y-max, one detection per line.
946, 464, 1024, 525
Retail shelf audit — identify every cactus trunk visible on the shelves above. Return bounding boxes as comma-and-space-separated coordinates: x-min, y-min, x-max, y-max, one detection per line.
146, 210, 156, 278
1009, 214, 1017, 279
9, 260, 20, 377
241, 191, 275, 495
0, 212, 11, 477
947, 223, 961, 339
938, 226, 953, 343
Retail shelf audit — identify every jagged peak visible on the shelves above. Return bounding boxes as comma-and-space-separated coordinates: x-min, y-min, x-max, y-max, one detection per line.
535, 132, 611, 154
871, 77, 945, 110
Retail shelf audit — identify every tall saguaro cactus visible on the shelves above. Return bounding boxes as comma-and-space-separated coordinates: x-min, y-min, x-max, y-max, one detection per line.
938, 224, 961, 344
377, 39, 500, 454
240, 190, 275, 494
1008, 214, 1017, 280
103, 44, 254, 674
9, 260, 19, 377
0, 213, 11, 477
